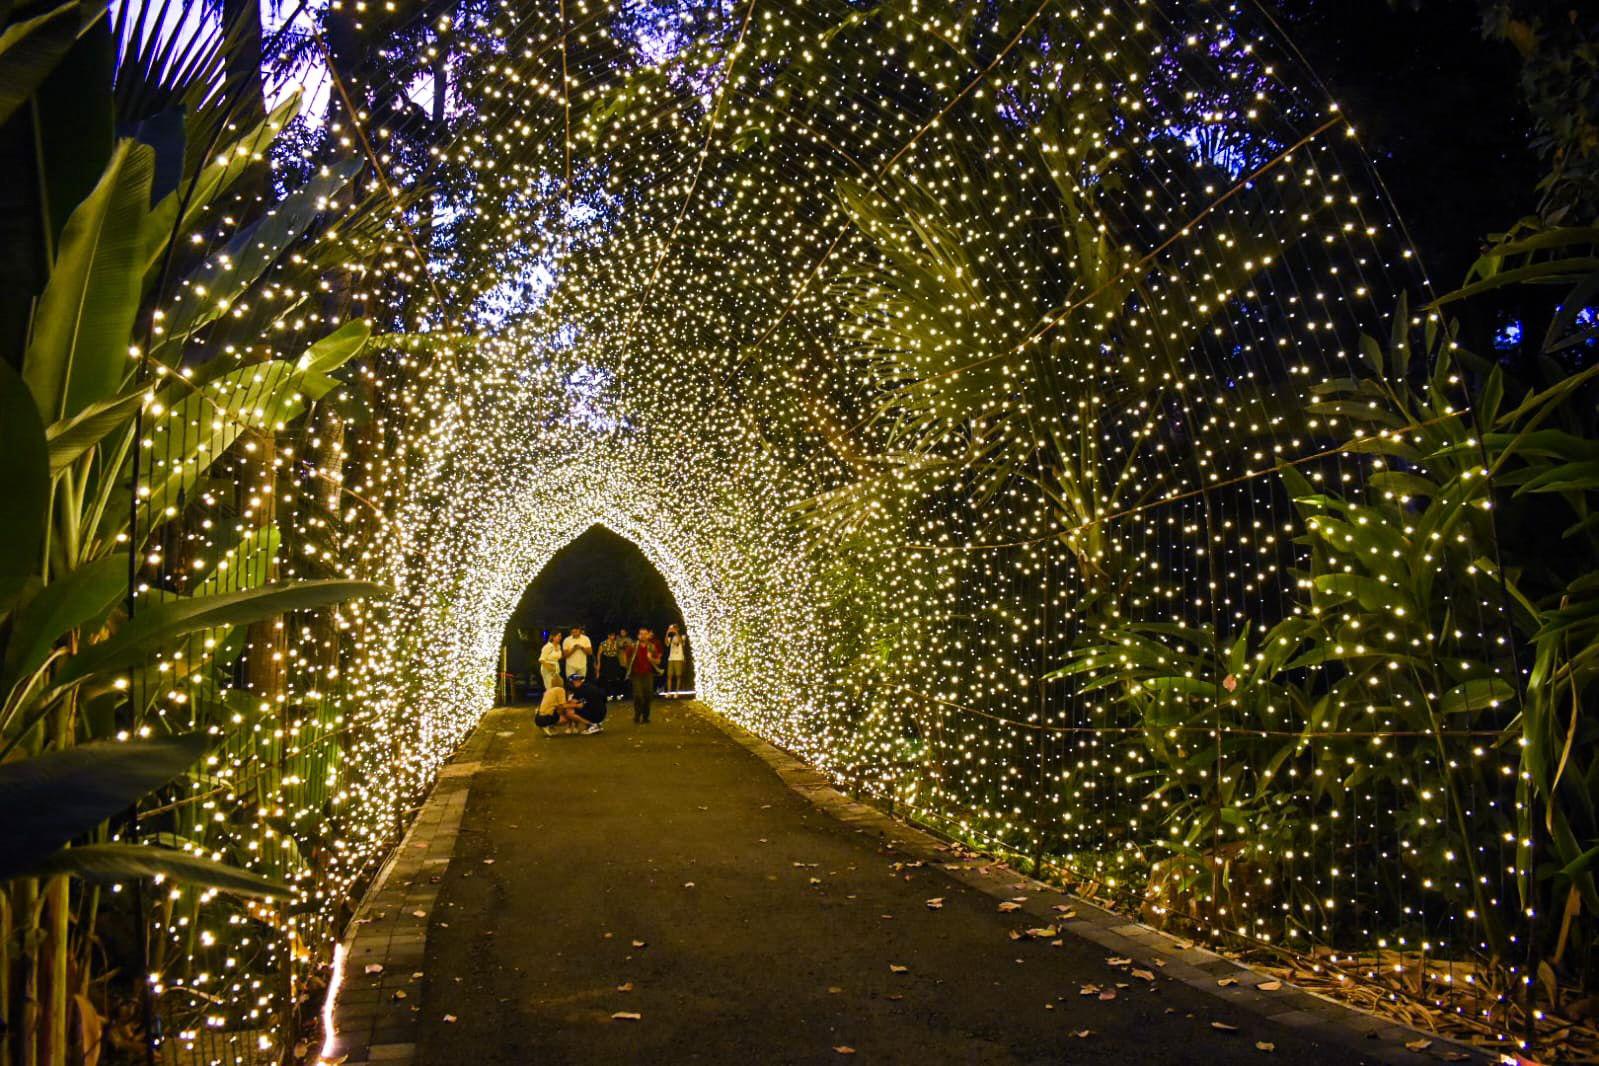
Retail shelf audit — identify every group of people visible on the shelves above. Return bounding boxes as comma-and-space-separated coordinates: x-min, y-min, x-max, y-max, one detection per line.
533, 624, 689, 736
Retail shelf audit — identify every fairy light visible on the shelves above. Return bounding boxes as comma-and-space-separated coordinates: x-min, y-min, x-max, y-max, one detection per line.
106, 0, 1540, 1058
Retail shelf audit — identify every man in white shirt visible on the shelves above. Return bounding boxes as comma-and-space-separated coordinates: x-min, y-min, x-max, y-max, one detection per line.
563, 626, 593, 679
539, 632, 563, 692
664, 624, 687, 695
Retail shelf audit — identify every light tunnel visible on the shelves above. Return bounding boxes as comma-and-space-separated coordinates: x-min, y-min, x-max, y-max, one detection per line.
34, 0, 1570, 1055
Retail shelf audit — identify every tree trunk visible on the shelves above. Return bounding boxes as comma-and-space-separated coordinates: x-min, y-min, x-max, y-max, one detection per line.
243, 430, 283, 699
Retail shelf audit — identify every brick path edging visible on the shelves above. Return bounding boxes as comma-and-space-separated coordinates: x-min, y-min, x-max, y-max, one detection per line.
317, 710, 501, 1065
693, 705, 1495, 1066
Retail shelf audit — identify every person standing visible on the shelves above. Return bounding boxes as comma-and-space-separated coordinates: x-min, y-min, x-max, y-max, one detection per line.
598, 630, 621, 691
539, 630, 563, 693
564, 625, 593, 679
628, 627, 662, 724
613, 630, 636, 701
664, 624, 688, 696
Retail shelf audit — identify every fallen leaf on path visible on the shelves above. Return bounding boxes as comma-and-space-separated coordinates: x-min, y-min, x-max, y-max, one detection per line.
617, 983, 633, 992
1079, 984, 1100, 997
925, 898, 944, 910
1098, 989, 1117, 1001
833, 1047, 856, 1055
1211, 1022, 1238, 1032
1132, 968, 1156, 982
889, 964, 909, 974
411, 910, 427, 918
411, 972, 423, 980
1255, 1041, 1274, 1052
611, 1012, 642, 1022
1106, 956, 1132, 967
364, 964, 383, 976
482, 859, 494, 865
1216, 977, 1239, 988
684, 882, 695, 888
887, 994, 903, 1001
631, 940, 647, 948
391, 990, 407, 1001
1073, 1029, 1093, 1039
1257, 980, 1282, 991
1051, 906, 1078, 917
443, 1015, 457, 1024
827, 986, 843, 994
1404, 1039, 1432, 1052
1025, 926, 1058, 939
997, 902, 1022, 913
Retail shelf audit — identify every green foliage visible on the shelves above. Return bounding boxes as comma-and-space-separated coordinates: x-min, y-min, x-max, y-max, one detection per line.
0, 734, 208, 878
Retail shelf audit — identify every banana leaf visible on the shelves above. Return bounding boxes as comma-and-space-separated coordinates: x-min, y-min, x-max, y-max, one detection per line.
0, 0, 92, 126
1, 554, 127, 694
23, 137, 154, 423
0, 733, 207, 880
25, 842, 289, 900
50, 579, 388, 694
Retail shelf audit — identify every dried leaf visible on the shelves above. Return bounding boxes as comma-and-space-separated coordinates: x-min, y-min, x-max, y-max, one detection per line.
1106, 956, 1132, 967
1216, 977, 1239, 988
889, 964, 909, 974
833, 1047, 856, 1055
443, 1014, 457, 1024
1404, 1039, 1432, 1052
1211, 1022, 1238, 1032
1079, 984, 1100, 997
1255, 1041, 1274, 1052
925, 898, 944, 910
364, 964, 383, 975
1051, 905, 1078, 918
611, 1011, 642, 1021
1257, 980, 1282, 992
1098, 989, 1117, 1001
617, 982, 633, 992
997, 902, 1022, 913
1132, 968, 1156, 982
631, 940, 647, 948
1073, 1029, 1093, 1039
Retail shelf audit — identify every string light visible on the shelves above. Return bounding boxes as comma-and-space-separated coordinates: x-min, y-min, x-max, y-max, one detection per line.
119, 0, 1535, 1058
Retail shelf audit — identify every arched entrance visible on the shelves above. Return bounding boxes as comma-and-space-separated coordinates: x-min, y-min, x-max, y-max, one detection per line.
501, 523, 693, 699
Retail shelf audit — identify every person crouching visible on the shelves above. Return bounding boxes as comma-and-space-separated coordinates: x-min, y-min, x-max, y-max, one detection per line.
566, 673, 607, 735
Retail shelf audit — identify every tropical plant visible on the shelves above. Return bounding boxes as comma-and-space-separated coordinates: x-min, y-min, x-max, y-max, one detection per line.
0, 4, 389, 1060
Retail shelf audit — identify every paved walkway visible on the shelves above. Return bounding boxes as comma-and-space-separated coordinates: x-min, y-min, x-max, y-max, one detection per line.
377, 701, 1433, 1065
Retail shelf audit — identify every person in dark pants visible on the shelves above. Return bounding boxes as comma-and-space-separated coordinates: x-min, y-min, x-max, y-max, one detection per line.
567, 673, 608, 735
627, 626, 662, 724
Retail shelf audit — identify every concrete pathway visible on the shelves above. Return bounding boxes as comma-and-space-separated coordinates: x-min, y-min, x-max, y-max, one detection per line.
367, 701, 1451, 1065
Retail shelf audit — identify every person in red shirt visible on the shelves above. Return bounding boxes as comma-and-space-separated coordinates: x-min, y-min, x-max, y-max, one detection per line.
627, 627, 662, 724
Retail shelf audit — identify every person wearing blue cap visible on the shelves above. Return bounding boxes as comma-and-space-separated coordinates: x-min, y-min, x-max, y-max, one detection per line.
567, 672, 607, 734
